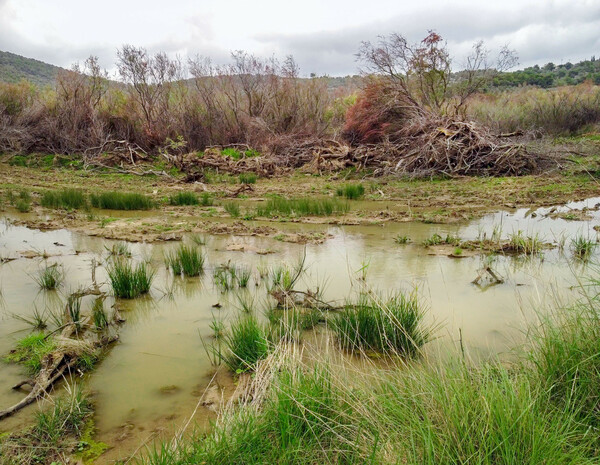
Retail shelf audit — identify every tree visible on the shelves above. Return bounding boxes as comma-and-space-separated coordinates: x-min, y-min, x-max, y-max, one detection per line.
117, 45, 182, 144
357, 31, 518, 116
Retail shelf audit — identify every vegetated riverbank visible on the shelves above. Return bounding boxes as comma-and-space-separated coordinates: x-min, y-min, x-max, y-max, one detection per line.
139, 273, 600, 465
0, 135, 599, 462
0, 135, 599, 243
0, 203, 598, 463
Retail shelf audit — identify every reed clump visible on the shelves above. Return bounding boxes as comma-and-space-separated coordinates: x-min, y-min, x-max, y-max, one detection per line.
332, 293, 429, 356
34, 264, 64, 290
336, 183, 365, 199
41, 189, 87, 210
223, 315, 270, 373
256, 197, 349, 218
169, 191, 199, 206
90, 191, 154, 210
107, 259, 155, 298
165, 244, 205, 277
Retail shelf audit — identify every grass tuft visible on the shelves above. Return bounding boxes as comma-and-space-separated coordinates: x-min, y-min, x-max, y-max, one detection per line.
224, 202, 241, 218
336, 183, 365, 199
224, 315, 270, 373
5, 332, 55, 375
571, 235, 596, 261
256, 197, 349, 217
90, 191, 154, 210
165, 244, 205, 277
169, 191, 199, 206
239, 172, 257, 184
332, 293, 430, 356
41, 189, 87, 210
34, 264, 63, 290
107, 258, 155, 298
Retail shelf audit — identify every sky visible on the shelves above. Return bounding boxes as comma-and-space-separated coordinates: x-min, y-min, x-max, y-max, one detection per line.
0, 0, 599, 77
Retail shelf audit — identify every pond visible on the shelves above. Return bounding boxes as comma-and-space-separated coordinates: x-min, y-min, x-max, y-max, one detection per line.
0, 198, 598, 462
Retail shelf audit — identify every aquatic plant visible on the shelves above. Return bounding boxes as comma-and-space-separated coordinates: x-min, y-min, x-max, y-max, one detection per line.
235, 292, 255, 314
190, 233, 207, 246
12, 306, 48, 330
332, 293, 429, 356
394, 235, 411, 244
34, 264, 64, 290
571, 235, 596, 261
165, 245, 205, 277
336, 183, 365, 199
422, 233, 460, 247
66, 295, 82, 331
256, 197, 349, 217
224, 315, 270, 373
41, 189, 87, 210
90, 191, 154, 210
105, 241, 131, 258
237, 266, 251, 288
107, 259, 155, 298
91, 297, 109, 330
508, 231, 543, 255
169, 191, 199, 206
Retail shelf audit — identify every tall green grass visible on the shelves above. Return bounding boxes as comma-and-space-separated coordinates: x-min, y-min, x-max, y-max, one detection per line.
4, 332, 55, 375
336, 183, 365, 199
169, 191, 199, 206
332, 293, 429, 356
224, 315, 270, 373
528, 300, 600, 428
256, 197, 349, 217
90, 191, 154, 210
0, 386, 93, 464
571, 235, 597, 261
165, 244, 205, 277
41, 188, 87, 210
107, 259, 155, 298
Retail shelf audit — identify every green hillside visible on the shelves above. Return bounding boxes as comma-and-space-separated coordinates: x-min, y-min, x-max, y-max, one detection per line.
0, 50, 61, 87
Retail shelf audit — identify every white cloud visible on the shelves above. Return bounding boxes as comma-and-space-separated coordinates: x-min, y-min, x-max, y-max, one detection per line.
0, 0, 598, 76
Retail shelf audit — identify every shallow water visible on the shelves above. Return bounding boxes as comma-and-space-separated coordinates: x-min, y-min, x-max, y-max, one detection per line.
0, 199, 598, 461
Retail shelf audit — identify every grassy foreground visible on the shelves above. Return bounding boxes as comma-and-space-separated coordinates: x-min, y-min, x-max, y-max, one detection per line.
141, 282, 600, 465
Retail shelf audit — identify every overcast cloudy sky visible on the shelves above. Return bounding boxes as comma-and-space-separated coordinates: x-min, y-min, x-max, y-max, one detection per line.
1, 0, 599, 77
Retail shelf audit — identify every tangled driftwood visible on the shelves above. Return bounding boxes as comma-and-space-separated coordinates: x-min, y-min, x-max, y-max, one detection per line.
0, 289, 119, 421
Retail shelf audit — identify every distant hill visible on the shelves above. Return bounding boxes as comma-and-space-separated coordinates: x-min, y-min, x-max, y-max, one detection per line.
2, 48, 600, 91
490, 58, 600, 89
0, 50, 62, 87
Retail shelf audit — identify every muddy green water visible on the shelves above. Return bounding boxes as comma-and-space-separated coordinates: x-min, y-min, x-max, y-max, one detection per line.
1, 197, 599, 462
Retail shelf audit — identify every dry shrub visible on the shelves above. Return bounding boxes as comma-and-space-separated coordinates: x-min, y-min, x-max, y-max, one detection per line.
468, 83, 600, 135
340, 78, 536, 176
